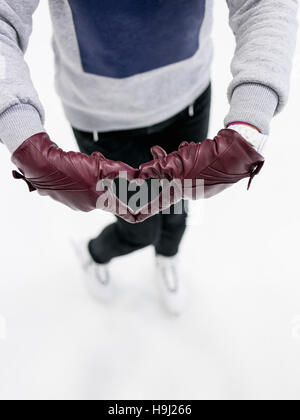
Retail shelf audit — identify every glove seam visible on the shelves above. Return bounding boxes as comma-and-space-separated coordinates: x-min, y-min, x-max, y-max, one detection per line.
185, 135, 235, 179
26, 137, 92, 191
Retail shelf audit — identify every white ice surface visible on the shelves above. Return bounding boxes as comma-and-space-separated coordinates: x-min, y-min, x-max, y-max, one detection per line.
0, 2, 300, 400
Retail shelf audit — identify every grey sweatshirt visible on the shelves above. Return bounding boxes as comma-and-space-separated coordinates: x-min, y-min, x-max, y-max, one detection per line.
0, 0, 298, 153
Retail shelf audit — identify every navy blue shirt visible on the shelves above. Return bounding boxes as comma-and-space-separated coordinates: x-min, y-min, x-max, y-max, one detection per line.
68, 0, 206, 78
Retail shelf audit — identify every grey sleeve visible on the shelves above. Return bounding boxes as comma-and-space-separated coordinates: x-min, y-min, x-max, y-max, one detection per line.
225, 0, 298, 134
0, 0, 45, 153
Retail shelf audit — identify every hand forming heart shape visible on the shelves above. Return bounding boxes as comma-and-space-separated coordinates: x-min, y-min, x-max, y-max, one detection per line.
12, 129, 264, 224
128, 129, 264, 222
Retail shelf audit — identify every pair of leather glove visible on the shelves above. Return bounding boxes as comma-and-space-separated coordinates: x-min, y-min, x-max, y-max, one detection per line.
11, 129, 265, 223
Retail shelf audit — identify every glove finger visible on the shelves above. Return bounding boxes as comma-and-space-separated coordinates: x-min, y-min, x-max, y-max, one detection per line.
135, 194, 162, 222
117, 167, 139, 182
136, 184, 180, 222
151, 145, 167, 161
92, 151, 106, 160
102, 185, 137, 223
116, 202, 137, 223
130, 177, 144, 187
179, 141, 190, 150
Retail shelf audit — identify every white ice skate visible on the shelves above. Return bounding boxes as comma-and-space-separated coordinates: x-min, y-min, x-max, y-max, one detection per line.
156, 255, 186, 316
73, 241, 114, 303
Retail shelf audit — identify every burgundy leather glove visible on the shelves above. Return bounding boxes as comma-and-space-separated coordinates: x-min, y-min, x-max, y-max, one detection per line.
11, 133, 139, 223
137, 129, 265, 219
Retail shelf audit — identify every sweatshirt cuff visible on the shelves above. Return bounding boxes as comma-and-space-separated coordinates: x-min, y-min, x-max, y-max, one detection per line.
224, 84, 279, 135
0, 104, 45, 153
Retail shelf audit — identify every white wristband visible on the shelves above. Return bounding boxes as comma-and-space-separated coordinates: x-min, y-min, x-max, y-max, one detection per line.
229, 124, 268, 156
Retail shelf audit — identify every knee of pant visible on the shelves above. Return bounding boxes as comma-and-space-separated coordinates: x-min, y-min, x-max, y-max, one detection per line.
125, 217, 161, 247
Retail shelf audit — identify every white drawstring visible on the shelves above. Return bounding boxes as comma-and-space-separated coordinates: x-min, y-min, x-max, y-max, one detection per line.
93, 131, 99, 142
188, 103, 195, 117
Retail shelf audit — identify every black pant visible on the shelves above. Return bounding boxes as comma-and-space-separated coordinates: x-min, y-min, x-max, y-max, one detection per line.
73, 84, 211, 264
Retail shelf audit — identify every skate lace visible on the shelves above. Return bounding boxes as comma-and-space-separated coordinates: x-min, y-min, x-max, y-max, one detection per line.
95, 266, 110, 286
161, 263, 179, 293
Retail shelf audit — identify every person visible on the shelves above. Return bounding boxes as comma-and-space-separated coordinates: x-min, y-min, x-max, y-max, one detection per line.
0, 0, 297, 314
